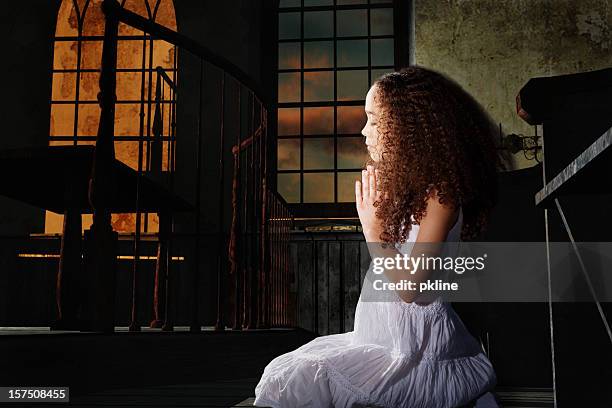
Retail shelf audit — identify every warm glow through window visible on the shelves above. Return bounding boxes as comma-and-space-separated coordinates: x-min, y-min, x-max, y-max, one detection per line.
48, 0, 177, 234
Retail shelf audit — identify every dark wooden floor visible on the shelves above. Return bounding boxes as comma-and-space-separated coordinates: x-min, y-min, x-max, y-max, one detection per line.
0, 327, 553, 408
24, 380, 262, 407
0, 326, 315, 407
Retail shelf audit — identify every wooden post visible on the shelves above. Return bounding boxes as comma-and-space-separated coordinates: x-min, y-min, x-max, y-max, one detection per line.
81, 0, 120, 333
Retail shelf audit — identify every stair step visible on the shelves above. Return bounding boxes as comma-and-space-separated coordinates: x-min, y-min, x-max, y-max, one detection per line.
495, 387, 554, 407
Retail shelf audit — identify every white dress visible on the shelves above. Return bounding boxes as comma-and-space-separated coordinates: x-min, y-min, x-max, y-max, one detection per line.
254, 206, 497, 408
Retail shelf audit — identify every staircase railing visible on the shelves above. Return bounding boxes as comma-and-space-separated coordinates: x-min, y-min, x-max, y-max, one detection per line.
75, 0, 294, 332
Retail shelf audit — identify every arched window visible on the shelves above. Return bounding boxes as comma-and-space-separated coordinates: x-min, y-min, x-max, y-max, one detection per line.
48, 0, 177, 234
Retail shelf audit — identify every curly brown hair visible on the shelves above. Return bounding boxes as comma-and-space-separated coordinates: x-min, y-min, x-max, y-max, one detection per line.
367, 66, 509, 243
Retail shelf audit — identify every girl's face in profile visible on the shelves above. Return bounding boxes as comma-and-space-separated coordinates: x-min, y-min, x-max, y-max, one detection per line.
361, 84, 382, 163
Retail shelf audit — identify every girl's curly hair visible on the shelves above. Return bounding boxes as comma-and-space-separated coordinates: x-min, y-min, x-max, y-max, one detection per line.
368, 66, 510, 243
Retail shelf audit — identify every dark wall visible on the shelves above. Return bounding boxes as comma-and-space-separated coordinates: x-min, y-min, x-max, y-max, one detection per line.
0, 0, 61, 233
415, 0, 612, 171
0, 0, 59, 150
174, 1, 265, 89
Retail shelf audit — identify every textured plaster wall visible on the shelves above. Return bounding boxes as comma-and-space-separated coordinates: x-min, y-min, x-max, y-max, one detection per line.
414, 0, 612, 169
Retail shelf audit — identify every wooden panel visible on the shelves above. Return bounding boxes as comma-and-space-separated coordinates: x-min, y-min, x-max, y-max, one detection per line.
288, 233, 369, 334
287, 242, 300, 327
316, 240, 329, 335
296, 241, 314, 331
327, 241, 342, 334
342, 241, 361, 331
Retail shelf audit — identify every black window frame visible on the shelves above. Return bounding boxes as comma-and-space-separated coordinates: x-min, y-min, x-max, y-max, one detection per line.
271, 0, 411, 221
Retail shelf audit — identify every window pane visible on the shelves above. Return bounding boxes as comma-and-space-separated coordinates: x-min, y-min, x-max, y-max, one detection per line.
279, 42, 301, 70
279, 72, 301, 103
115, 103, 141, 136
371, 68, 394, 85
337, 39, 368, 68
55, 0, 78, 37
117, 40, 143, 69
52, 72, 76, 101
337, 70, 368, 101
278, 173, 300, 203
278, 138, 300, 170
304, 71, 333, 102
50, 104, 75, 136
337, 105, 366, 134
304, 107, 333, 134
53, 40, 77, 70
371, 8, 393, 36
336, 9, 367, 37
304, 41, 333, 69
304, 11, 333, 38
150, 40, 176, 70
80, 40, 103, 70
279, 12, 301, 40
338, 171, 361, 202
81, 4, 105, 36
304, 172, 334, 202
279, 0, 300, 7
370, 0, 392, 3
77, 104, 100, 136
116, 71, 144, 101
337, 0, 366, 4
304, 0, 333, 5
122, 0, 151, 20
304, 138, 334, 169
153, 0, 177, 30
371, 38, 394, 66
338, 137, 367, 169
78, 71, 100, 101
278, 107, 300, 135
118, 14, 144, 36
